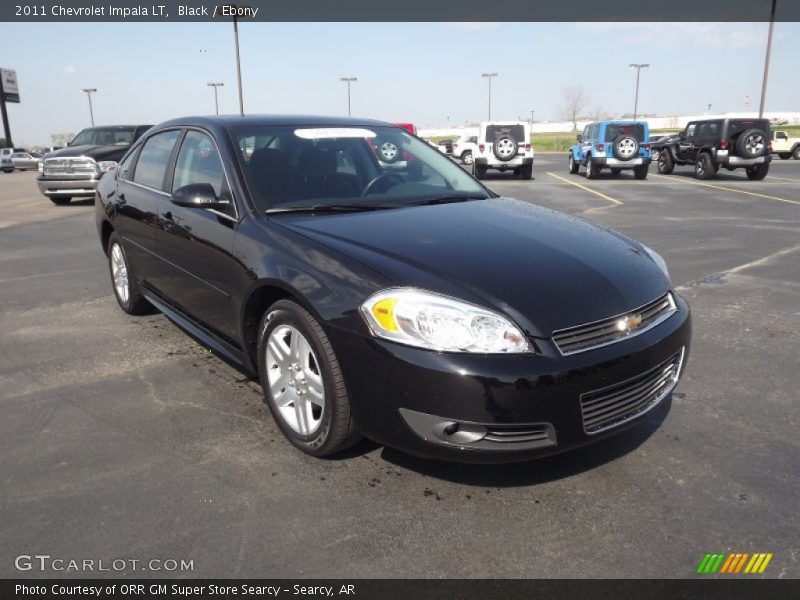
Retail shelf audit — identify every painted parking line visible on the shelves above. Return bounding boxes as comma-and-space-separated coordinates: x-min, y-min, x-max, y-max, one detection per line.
650, 174, 800, 207
546, 172, 623, 206
768, 175, 800, 183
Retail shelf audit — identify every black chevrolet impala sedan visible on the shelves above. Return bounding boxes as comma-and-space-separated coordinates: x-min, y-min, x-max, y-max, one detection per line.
95, 115, 690, 463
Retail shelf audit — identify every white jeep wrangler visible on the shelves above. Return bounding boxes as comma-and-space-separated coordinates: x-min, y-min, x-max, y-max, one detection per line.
472, 121, 534, 180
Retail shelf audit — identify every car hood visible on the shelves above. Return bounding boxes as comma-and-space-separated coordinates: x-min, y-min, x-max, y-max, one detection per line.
44, 144, 129, 161
276, 197, 670, 337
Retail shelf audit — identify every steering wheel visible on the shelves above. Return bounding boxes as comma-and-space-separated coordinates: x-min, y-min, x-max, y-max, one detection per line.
363, 172, 405, 196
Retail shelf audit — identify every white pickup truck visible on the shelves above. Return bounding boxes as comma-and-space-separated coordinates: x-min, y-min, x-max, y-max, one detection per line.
771, 130, 800, 160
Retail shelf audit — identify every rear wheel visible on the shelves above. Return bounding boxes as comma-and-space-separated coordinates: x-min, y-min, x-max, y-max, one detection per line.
794, 146, 800, 160
778, 153, 791, 160
695, 153, 715, 180
520, 163, 533, 180
462, 151, 473, 165
569, 153, 579, 174
473, 163, 487, 180
49, 197, 72, 205
257, 300, 361, 457
633, 165, 648, 180
107, 233, 150, 315
585, 156, 597, 179
745, 163, 769, 180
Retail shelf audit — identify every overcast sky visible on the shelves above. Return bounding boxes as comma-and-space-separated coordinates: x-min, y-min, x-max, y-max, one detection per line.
3, 21, 799, 145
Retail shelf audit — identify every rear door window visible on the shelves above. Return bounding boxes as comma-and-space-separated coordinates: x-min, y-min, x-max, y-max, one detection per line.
727, 120, 769, 138
485, 125, 525, 143
605, 124, 645, 142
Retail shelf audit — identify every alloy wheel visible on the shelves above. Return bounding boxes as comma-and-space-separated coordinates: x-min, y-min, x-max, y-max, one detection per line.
110, 243, 129, 305
265, 325, 325, 435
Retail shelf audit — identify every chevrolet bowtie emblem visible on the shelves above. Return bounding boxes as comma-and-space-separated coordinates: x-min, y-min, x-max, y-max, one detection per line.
616, 314, 643, 332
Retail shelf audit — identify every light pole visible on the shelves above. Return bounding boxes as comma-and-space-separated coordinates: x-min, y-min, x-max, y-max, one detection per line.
232, 14, 244, 115
340, 76, 357, 117
81, 88, 97, 126
481, 72, 498, 121
207, 83, 224, 115
759, 0, 777, 118
628, 64, 649, 121
530, 109, 535, 126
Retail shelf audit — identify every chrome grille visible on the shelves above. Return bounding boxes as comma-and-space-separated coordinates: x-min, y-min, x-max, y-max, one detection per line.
580, 347, 684, 434
553, 292, 677, 355
43, 157, 97, 177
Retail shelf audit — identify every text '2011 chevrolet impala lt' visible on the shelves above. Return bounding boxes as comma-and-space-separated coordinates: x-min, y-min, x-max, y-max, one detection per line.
95, 116, 690, 463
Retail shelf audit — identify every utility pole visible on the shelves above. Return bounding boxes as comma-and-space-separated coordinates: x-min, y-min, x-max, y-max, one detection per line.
629, 64, 649, 121
340, 77, 357, 117
81, 88, 97, 126
759, 0, 777, 118
481, 73, 498, 121
207, 82, 224, 115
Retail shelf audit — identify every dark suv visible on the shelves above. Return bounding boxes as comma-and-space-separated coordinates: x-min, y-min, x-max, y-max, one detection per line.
652, 118, 771, 180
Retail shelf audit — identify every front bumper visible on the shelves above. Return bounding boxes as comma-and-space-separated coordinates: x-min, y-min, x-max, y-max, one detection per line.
331, 293, 691, 463
36, 176, 99, 198
593, 156, 652, 167
713, 152, 772, 167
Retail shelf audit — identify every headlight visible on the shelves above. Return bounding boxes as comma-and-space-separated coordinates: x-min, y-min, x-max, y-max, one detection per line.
642, 244, 670, 280
360, 288, 532, 353
37, 160, 44, 173
96, 161, 118, 173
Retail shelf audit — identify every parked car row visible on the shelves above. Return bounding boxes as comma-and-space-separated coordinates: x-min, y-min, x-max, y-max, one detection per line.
568, 117, 777, 181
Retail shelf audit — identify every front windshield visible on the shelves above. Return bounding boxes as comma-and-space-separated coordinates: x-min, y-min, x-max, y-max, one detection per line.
70, 127, 136, 147
231, 124, 489, 212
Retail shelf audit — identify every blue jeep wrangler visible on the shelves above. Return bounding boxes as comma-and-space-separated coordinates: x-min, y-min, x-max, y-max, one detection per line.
569, 120, 651, 180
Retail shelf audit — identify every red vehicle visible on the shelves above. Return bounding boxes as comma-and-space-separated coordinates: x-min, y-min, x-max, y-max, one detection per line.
393, 122, 417, 135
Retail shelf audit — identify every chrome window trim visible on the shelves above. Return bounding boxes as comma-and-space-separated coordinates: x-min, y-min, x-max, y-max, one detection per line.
552, 292, 678, 356
124, 126, 240, 222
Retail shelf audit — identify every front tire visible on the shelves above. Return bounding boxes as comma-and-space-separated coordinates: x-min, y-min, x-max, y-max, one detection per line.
257, 300, 360, 457
794, 146, 800, 160
778, 153, 791, 160
107, 233, 150, 315
657, 150, 674, 174
49, 197, 72, 205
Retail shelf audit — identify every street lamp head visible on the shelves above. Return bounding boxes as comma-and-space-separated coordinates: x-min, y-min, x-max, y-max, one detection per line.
207, 82, 225, 87
340, 76, 357, 82
629, 64, 650, 69
481, 72, 498, 78
81, 88, 97, 93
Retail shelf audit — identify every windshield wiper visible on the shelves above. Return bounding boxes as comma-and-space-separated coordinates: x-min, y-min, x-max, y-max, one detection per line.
408, 194, 488, 206
266, 203, 399, 215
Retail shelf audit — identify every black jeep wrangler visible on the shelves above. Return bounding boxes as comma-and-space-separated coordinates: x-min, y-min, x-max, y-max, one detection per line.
652, 118, 771, 180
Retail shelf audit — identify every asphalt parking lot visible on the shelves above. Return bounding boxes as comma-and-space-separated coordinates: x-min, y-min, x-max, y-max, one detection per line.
1, 154, 798, 579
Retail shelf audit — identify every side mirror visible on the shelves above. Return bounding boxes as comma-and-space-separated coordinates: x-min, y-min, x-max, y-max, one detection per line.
171, 183, 230, 210
576, 135, 583, 143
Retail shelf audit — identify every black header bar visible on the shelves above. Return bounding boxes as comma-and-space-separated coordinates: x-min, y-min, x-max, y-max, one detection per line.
3, 0, 800, 22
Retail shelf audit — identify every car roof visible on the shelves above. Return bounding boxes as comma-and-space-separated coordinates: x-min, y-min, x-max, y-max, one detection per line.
151, 114, 392, 132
